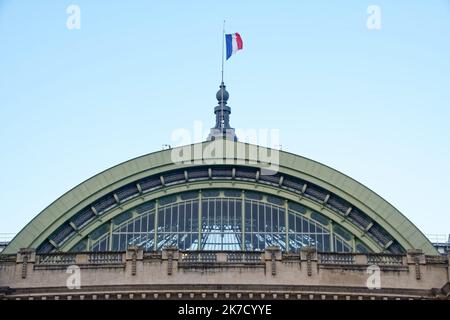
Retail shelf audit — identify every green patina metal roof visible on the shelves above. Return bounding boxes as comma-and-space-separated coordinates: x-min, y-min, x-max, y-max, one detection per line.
3, 140, 437, 255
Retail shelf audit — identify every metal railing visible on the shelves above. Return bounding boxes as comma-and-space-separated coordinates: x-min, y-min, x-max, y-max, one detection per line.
0, 234, 15, 253
426, 234, 449, 244
0, 233, 15, 242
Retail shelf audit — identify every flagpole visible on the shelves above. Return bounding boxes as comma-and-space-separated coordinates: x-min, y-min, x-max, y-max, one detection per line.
221, 20, 225, 84
220, 20, 225, 129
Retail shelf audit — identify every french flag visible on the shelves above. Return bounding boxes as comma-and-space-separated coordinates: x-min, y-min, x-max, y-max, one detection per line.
225, 33, 243, 60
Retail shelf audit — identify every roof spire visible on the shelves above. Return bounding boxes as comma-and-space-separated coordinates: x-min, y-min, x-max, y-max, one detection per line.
207, 82, 238, 141
207, 21, 237, 141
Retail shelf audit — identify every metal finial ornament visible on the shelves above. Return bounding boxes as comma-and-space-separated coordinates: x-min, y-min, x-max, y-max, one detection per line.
207, 82, 237, 141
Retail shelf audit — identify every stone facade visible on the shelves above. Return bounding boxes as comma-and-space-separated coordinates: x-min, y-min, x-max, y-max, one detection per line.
0, 247, 449, 300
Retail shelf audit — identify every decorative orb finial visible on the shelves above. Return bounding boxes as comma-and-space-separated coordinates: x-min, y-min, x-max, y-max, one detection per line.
216, 82, 229, 103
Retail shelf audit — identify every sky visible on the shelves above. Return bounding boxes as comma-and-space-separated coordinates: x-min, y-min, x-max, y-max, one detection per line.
0, 1, 449, 240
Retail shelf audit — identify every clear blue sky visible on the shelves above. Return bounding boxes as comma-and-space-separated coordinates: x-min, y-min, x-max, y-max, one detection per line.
1, 1, 449, 238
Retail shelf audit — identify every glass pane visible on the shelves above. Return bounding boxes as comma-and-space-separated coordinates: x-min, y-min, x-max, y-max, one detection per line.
87, 191, 356, 254
179, 204, 185, 232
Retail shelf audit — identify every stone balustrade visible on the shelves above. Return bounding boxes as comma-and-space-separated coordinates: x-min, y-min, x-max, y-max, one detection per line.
0, 247, 449, 300
0, 247, 446, 270
0, 247, 447, 270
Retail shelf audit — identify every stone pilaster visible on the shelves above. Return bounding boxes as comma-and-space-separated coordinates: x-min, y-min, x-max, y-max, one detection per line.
162, 246, 179, 276
265, 246, 282, 276
126, 246, 143, 276
407, 249, 425, 280
300, 246, 317, 277
17, 248, 35, 279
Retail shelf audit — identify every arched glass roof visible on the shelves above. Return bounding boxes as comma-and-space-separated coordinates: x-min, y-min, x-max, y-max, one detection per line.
3, 141, 437, 255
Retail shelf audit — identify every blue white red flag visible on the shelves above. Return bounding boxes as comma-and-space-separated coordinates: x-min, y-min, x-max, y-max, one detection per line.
225, 33, 243, 60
